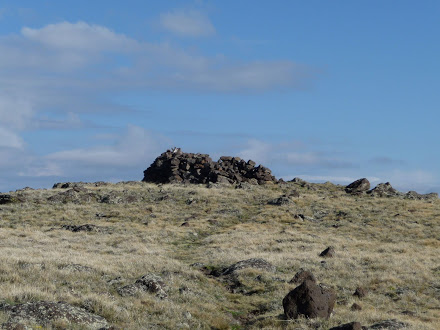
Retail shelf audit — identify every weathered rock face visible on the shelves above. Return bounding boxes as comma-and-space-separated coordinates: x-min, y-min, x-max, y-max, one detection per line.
283, 280, 336, 319
367, 182, 401, 197
289, 269, 317, 284
142, 148, 277, 185
345, 178, 370, 194
0, 301, 109, 329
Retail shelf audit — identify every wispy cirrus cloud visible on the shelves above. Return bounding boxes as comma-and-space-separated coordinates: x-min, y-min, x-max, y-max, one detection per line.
159, 9, 215, 37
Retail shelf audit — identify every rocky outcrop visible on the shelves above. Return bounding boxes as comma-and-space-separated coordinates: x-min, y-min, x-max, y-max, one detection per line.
0, 194, 15, 204
345, 178, 370, 194
0, 301, 109, 329
118, 274, 167, 299
142, 148, 277, 185
283, 280, 336, 319
367, 182, 401, 197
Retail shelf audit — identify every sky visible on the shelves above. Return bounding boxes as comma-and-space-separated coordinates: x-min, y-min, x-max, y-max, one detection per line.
0, 1, 439, 193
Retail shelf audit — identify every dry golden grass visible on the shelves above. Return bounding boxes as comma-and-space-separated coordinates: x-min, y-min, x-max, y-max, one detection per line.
0, 181, 438, 329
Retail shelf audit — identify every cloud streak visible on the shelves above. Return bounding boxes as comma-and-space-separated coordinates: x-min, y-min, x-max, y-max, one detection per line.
160, 10, 215, 37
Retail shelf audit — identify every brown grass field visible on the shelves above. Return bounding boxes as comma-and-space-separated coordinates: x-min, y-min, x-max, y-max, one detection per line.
0, 181, 438, 329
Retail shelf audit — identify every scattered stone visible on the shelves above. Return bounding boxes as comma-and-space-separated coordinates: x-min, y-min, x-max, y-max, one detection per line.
320, 246, 335, 258
61, 224, 98, 232
345, 178, 370, 194
291, 177, 307, 185
58, 264, 95, 272
354, 286, 368, 298
268, 195, 291, 206
289, 269, 316, 284
369, 319, 408, 329
283, 280, 336, 319
221, 258, 276, 276
404, 191, 438, 201
142, 148, 277, 185
118, 274, 167, 299
367, 182, 401, 198
351, 303, 362, 311
0, 301, 109, 329
0, 194, 14, 204
330, 322, 363, 330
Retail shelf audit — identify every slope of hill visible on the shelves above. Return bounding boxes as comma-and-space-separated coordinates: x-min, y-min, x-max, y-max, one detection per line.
0, 179, 438, 329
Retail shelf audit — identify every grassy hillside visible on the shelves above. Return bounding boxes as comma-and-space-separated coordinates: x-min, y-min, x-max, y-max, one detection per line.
0, 181, 438, 329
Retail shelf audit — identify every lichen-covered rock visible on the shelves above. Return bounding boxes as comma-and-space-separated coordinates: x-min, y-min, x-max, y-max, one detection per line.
142, 148, 277, 185
404, 190, 438, 201
283, 280, 336, 319
118, 274, 167, 299
221, 258, 276, 276
0, 301, 109, 329
47, 187, 98, 204
268, 195, 291, 205
367, 182, 401, 198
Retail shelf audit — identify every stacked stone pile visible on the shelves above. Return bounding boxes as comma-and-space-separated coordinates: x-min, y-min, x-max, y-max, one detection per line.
142, 148, 277, 185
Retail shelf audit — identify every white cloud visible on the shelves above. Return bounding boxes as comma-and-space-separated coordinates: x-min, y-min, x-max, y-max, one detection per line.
21, 21, 136, 52
46, 125, 169, 168
385, 169, 438, 193
160, 10, 215, 37
0, 128, 24, 149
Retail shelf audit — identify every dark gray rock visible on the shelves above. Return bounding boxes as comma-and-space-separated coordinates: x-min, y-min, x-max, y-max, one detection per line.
320, 246, 335, 258
345, 178, 370, 194
283, 280, 336, 319
0, 194, 14, 204
0, 301, 109, 329
354, 286, 368, 298
330, 322, 363, 330
61, 224, 99, 232
289, 269, 316, 284
368, 319, 408, 329
142, 148, 277, 185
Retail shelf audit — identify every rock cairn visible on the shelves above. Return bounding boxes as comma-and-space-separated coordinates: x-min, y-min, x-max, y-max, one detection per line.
142, 148, 277, 185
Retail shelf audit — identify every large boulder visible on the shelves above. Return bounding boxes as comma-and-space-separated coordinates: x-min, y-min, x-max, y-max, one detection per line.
0, 301, 109, 329
142, 148, 277, 185
345, 178, 370, 194
283, 280, 336, 319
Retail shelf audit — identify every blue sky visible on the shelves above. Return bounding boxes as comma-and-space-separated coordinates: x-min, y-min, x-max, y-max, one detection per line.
0, 1, 439, 193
